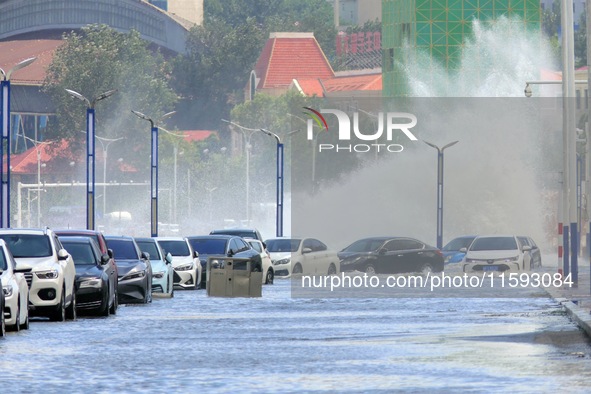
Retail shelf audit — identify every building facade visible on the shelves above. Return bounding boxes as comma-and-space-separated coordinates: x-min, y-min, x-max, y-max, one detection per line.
382, 0, 542, 96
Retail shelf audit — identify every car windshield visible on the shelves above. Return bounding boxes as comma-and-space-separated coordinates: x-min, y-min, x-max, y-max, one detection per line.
0, 234, 52, 258
470, 237, 517, 251
157, 240, 190, 257
106, 239, 139, 260
265, 239, 301, 253
187, 238, 227, 255
62, 242, 96, 265
136, 241, 161, 260
0, 249, 7, 270
443, 237, 475, 251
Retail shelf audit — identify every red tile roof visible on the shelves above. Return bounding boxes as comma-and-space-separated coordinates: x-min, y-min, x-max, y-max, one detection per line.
293, 71, 382, 97
254, 32, 334, 90
182, 130, 215, 142
0, 37, 62, 85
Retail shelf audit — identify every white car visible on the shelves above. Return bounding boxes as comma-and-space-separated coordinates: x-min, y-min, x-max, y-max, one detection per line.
265, 237, 340, 278
0, 228, 77, 321
246, 238, 274, 284
155, 237, 201, 290
462, 235, 533, 273
1, 239, 29, 331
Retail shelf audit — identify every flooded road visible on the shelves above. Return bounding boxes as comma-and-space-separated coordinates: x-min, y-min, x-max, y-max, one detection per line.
1, 280, 590, 393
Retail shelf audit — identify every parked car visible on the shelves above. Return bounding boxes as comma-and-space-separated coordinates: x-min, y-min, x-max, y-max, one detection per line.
265, 237, 339, 278
0, 239, 29, 331
59, 236, 118, 316
154, 237, 201, 290
210, 228, 264, 242
338, 237, 395, 260
517, 236, 542, 268
0, 228, 76, 321
186, 235, 262, 287
135, 237, 175, 297
105, 236, 152, 304
54, 229, 118, 278
462, 235, 532, 273
338, 237, 444, 275
246, 238, 274, 284
441, 235, 477, 264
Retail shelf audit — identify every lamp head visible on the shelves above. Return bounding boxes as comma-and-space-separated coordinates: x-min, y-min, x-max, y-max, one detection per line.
524, 84, 532, 98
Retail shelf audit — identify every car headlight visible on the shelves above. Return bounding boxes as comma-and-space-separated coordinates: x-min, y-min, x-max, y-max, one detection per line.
79, 277, 102, 288
274, 258, 290, 266
444, 255, 451, 263
122, 270, 146, 281
36, 269, 59, 279
153, 271, 165, 279
504, 256, 519, 262
174, 263, 194, 272
3, 284, 13, 297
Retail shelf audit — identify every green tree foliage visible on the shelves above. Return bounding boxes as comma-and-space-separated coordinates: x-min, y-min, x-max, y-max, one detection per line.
170, 0, 336, 128
542, 0, 561, 66
42, 24, 177, 169
575, 10, 587, 68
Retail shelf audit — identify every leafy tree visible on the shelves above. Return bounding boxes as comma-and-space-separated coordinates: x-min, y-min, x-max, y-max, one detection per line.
575, 10, 587, 68
542, 0, 561, 65
42, 24, 177, 170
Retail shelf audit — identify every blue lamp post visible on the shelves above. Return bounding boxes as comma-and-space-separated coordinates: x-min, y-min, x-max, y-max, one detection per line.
0, 57, 37, 228
423, 140, 458, 250
261, 128, 284, 237
131, 110, 176, 237
66, 88, 117, 230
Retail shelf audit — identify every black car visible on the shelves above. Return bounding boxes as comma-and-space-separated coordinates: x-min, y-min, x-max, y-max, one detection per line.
0, 276, 5, 337
59, 236, 118, 316
338, 237, 395, 260
105, 236, 153, 304
209, 228, 264, 242
339, 237, 444, 275
517, 236, 542, 268
186, 235, 262, 287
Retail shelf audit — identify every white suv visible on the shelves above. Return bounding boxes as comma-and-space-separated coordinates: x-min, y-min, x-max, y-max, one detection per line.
0, 228, 77, 321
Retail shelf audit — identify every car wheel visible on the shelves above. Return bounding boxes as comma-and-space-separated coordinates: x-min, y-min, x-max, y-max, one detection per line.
265, 268, 274, 285
327, 263, 337, 276
20, 309, 29, 331
365, 265, 377, 275
110, 290, 118, 315
66, 289, 77, 320
292, 263, 303, 275
0, 310, 5, 337
420, 264, 433, 275
100, 292, 110, 317
12, 302, 21, 332
50, 291, 66, 322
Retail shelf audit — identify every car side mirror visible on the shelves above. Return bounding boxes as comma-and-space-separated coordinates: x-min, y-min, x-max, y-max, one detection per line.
193, 250, 199, 258
459, 247, 467, 253
141, 251, 150, 260
101, 254, 110, 265
58, 249, 69, 261
262, 242, 267, 249
165, 252, 173, 264
302, 247, 312, 254
227, 249, 235, 257
108, 249, 114, 259
378, 248, 386, 255
522, 245, 532, 252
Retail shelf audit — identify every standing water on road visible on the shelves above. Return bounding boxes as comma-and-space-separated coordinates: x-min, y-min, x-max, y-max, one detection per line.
1, 280, 590, 393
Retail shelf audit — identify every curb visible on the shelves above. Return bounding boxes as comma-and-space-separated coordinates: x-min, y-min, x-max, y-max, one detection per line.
560, 301, 591, 338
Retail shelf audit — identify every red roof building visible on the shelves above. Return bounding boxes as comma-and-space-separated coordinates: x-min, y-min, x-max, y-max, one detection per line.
291, 69, 382, 98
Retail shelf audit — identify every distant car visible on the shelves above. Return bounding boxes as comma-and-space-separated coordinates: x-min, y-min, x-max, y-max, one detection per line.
154, 237, 201, 290
246, 238, 274, 284
135, 237, 175, 297
265, 237, 339, 278
186, 235, 262, 287
441, 235, 477, 264
517, 236, 542, 268
0, 228, 77, 322
339, 237, 444, 275
462, 235, 532, 273
210, 228, 264, 242
105, 236, 152, 304
338, 237, 395, 260
0, 239, 29, 331
59, 236, 118, 316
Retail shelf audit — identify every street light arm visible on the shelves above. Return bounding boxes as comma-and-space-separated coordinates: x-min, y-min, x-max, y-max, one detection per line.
221, 119, 261, 132
158, 111, 177, 124
65, 89, 91, 108
92, 89, 118, 107
422, 140, 441, 152
4, 57, 37, 80
260, 128, 281, 144
442, 141, 459, 151
132, 110, 155, 128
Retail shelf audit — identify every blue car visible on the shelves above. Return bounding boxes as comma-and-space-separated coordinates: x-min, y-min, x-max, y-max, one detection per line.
442, 236, 477, 264
135, 238, 175, 298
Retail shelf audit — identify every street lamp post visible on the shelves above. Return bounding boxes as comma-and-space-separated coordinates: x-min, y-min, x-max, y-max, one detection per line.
423, 140, 458, 250
261, 128, 284, 237
222, 119, 260, 224
22, 136, 51, 228
66, 88, 117, 231
131, 110, 176, 237
1, 57, 37, 228
288, 113, 322, 192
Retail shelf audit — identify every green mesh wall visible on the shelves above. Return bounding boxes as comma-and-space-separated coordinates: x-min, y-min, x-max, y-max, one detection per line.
383, 0, 541, 96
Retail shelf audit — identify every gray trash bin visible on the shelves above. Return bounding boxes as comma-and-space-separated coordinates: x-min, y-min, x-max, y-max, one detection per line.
206, 256, 263, 297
